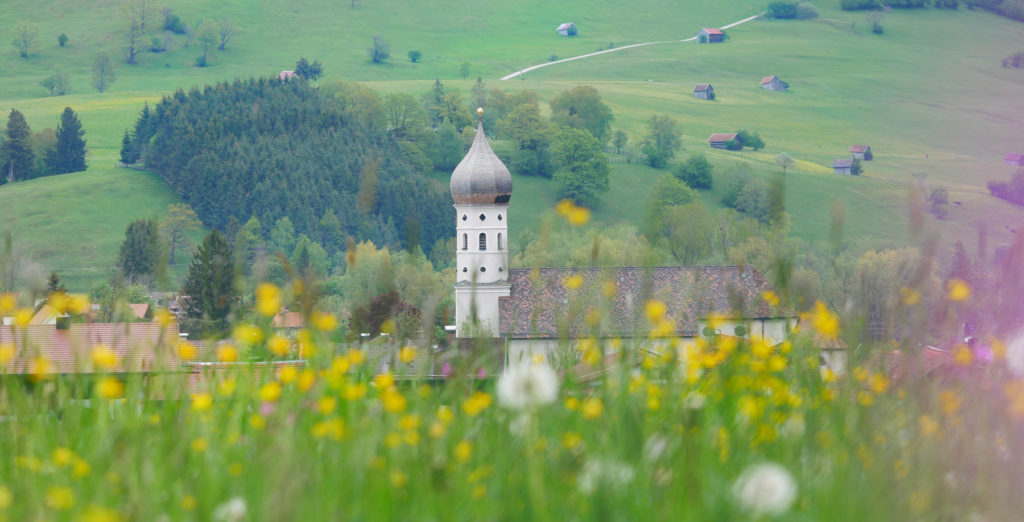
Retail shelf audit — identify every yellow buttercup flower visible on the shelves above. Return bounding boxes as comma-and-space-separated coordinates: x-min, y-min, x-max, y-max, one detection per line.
96, 377, 124, 399
30, 357, 53, 382
47, 292, 68, 314
260, 381, 283, 402
249, 414, 267, 431
256, 283, 281, 317
13, 308, 33, 327
381, 388, 407, 413
267, 335, 290, 356
0, 293, 16, 314
232, 324, 263, 345
216, 344, 239, 363
390, 471, 408, 488
918, 415, 939, 437
454, 440, 473, 462
218, 377, 237, 396
348, 348, 366, 366
562, 431, 583, 450
53, 447, 74, 467
868, 373, 889, 394
947, 279, 970, 301
177, 341, 198, 361
562, 274, 583, 290
182, 495, 197, 511
952, 344, 973, 367
191, 392, 213, 412
462, 391, 493, 417
317, 396, 337, 414
645, 300, 667, 322
311, 418, 345, 440
279, 365, 299, 384
67, 294, 90, 315
0, 485, 12, 509
399, 346, 417, 363
45, 486, 75, 510
565, 397, 580, 411
761, 290, 780, 307
191, 437, 208, 453
0, 342, 15, 366
436, 405, 455, 424
399, 414, 420, 430
581, 397, 604, 419
900, 286, 920, 306
91, 344, 117, 370
312, 311, 338, 332
567, 206, 591, 226
343, 382, 367, 401
374, 373, 395, 389
939, 390, 961, 417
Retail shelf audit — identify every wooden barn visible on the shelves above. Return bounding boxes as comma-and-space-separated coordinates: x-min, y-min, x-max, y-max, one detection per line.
849, 145, 873, 160
833, 158, 853, 175
760, 75, 788, 91
693, 83, 714, 100
697, 28, 724, 43
1005, 153, 1024, 166
707, 133, 740, 149
557, 23, 577, 36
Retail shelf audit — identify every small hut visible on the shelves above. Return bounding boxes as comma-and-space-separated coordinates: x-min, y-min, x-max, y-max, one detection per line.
833, 158, 853, 175
279, 70, 298, 81
760, 75, 788, 91
697, 28, 724, 43
693, 83, 715, 100
707, 133, 740, 149
849, 145, 873, 160
557, 23, 578, 36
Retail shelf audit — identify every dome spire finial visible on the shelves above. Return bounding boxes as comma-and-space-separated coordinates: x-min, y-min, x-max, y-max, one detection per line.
450, 110, 512, 205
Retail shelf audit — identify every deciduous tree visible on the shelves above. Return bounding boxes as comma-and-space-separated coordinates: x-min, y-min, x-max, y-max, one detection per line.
12, 22, 39, 58
549, 86, 614, 143
368, 35, 390, 64
92, 52, 117, 93
774, 152, 794, 174
641, 115, 681, 168
194, 19, 219, 66
160, 203, 202, 264
294, 57, 323, 80
674, 152, 713, 189
217, 18, 236, 50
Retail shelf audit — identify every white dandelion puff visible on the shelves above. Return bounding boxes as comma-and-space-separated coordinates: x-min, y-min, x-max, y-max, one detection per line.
577, 458, 635, 495
497, 361, 559, 410
732, 462, 797, 517
212, 496, 247, 522
1005, 330, 1024, 377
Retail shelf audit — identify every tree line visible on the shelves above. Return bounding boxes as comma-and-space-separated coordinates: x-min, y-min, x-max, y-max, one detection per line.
1, 107, 86, 184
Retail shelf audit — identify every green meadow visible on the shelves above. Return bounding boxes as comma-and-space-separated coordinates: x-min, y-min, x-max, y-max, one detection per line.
2, 0, 1023, 290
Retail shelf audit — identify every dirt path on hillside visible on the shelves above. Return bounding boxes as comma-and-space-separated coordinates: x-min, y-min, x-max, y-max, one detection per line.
499, 14, 762, 81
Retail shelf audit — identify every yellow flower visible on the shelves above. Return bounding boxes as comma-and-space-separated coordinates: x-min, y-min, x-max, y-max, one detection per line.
868, 373, 889, 394
858, 391, 874, 407
177, 341, 198, 361
562, 431, 583, 450
472, 484, 487, 499
565, 397, 580, 411
602, 281, 617, 298
13, 308, 33, 327
947, 279, 970, 302
374, 373, 395, 389
952, 344, 973, 367
182, 495, 197, 511
91, 344, 117, 369
343, 382, 367, 401
555, 198, 575, 217
279, 365, 299, 384
645, 300, 667, 322
853, 366, 868, 382
317, 396, 337, 414
260, 381, 283, 402
191, 437, 208, 452
47, 292, 68, 314
404, 430, 420, 446
991, 337, 1007, 361
809, 301, 839, 339
568, 206, 591, 226
191, 392, 213, 412
918, 415, 939, 437
256, 283, 281, 317
311, 418, 345, 441
390, 471, 408, 488
45, 486, 75, 510
71, 458, 91, 478
0, 342, 15, 366
67, 294, 91, 315
0, 485, 11, 509
384, 432, 401, 448
216, 344, 238, 363
939, 390, 961, 417
761, 290, 780, 307
399, 346, 417, 363
900, 286, 920, 306
437, 405, 455, 424
562, 274, 583, 290
380, 319, 396, 335
30, 357, 52, 382
462, 391, 493, 416
381, 388, 407, 413
249, 414, 267, 431
96, 377, 124, 399
429, 422, 445, 438
0, 293, 16, 314
312, 311, 338, 332
348, 348, 366, 366
228, 463, 244, 477
218, 377, 236, 396
297, 369, 316, 392
581, 397, 604, 419
454, 440, 473, 462
232, 324, 263, 345
155, 308, 174, 326
268, 335, 290, 357
53, 447, 74, 467
399, 414, 420, 430
583, 347, 600, 366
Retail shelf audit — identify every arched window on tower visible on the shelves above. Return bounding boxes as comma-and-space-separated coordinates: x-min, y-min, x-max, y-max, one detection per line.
497, 233, 503, 251
479, 233, 487, 251
462, 233, 468, 251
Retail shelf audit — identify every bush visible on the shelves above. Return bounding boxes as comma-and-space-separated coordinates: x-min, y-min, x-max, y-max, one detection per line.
767, 0, 800, 18
408, 50, 422, 63
57, 33, 68, 47
796, 2, 820, 18
1003, 51, 1024, 68
988, 170, 1024, 206
674, 153, 714, 189
840, 0, 882, 10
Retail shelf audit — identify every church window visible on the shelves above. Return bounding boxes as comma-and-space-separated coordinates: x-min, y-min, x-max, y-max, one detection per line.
462, 267, 467, 272
498, 214, 503, 220
479, 213, 486, 221
497, 233, 503, 251
462, 233, 468, 251
479, 233, 487, 251
462, 214, 467, 221
480, 267, 486, 272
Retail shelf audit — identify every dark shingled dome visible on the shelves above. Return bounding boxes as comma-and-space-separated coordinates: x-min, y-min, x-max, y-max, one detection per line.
450, 121, 512, 205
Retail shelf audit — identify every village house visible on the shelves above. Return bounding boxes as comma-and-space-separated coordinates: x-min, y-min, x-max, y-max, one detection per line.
1, 322, 180, 375
449, 112, 792, 364
760, 75, 788, 91
707, 133, 740, 149
833, 158, 854, 175
1005, 153, 1024, 166
556, 23, 577, 36
849, 145, 873, 160
693, 83, 714, 100
278, 70, 298, 81
697, 28, 725, 43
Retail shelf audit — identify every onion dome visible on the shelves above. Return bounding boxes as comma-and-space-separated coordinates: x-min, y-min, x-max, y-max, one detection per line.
450, 113, 512, 205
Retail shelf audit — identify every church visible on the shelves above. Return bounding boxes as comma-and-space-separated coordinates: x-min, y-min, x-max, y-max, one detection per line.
449, 111, 793, 364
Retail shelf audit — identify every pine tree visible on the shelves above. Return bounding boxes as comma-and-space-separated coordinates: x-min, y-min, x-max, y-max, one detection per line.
45, 107, 87, 174
2, 109, 34, 183
45, 271, 67, 297
117, 219, 161, 285
181, 230, 236, 336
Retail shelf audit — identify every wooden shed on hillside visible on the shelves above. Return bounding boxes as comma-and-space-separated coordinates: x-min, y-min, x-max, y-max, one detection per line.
697, 28, 724, 43
707, 133, 740, 149
849, 145, 873, 160
760, 75, 788, 91
557, 23, 578, 36
693, 83, 715, 100
833, 158, 854, 175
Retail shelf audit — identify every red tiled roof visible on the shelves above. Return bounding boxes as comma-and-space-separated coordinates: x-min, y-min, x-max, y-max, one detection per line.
693, 83, 712, 92
499, 266, 778, 339
707, 133, 738, 143
760, 75, 777, 85
128, 303, 149, 320
1, 323, 180, 374
702, 28, 724, 35
849, 145, 869, 153
279, 70, 297, 80
273, 311, 304, 329
557, 23, 576, 30
833, 158, 854, 168
30, 304, 58, 325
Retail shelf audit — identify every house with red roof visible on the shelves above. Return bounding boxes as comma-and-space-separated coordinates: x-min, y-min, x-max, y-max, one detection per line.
849, 145, 873, 161
1005, 153, 1024, 166
278, 70, 298, 81
833, 158, 854, 175
556, 23, 577, 36
707, 133, 740, 149
693, 83, 715, 100
760, 75, 788, 91
0, 322, 180, 375
697, 28, 725, 43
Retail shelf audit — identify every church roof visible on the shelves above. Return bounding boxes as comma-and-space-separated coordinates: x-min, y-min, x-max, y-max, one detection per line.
499, 266, 778, 338
450, 119, 513, 205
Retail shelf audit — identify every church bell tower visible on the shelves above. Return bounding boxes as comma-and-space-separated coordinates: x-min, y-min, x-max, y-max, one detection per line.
449, 109, 512, 337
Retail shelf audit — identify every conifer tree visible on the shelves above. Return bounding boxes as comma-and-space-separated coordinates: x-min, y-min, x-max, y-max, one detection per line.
181, 230, 236, 336
2, 109, 34, 183
46, 107, 87, 174
117, 219, 162, 286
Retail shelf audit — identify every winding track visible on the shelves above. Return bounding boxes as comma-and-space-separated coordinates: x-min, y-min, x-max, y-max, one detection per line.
499, 14, 762, 81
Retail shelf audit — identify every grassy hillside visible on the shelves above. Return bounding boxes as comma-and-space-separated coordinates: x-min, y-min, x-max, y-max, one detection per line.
1, 0, 1023, 291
